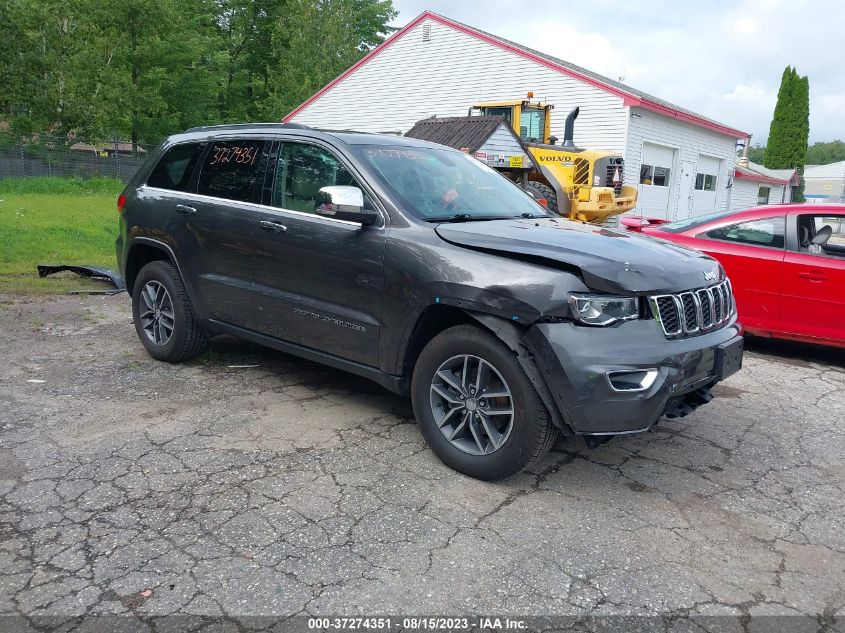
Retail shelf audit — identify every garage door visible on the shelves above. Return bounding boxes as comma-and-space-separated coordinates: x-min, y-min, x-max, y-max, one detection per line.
693, 155, 721, 215
639, 143, 675, 219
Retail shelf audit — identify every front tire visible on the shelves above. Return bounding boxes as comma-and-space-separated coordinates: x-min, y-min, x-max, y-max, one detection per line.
132, 260, 207, 362
525, 181, 559, 214
411, 325, 558, 480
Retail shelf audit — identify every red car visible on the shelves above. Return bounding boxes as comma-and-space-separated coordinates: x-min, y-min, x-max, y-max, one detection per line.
636, 204, 845, 349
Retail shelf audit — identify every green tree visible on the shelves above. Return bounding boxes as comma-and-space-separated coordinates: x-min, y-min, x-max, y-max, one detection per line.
214, 0, 285, 121
80, 0, 226, 145
261, 0, 397, 119
806, 140, 845, 165
0, 0, 94, 135
747, 144, 766, 164
764, 66, 810, 201
0, 0, 397, 144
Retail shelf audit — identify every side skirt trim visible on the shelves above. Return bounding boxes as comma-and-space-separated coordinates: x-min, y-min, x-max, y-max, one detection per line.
207, 319, 406, 395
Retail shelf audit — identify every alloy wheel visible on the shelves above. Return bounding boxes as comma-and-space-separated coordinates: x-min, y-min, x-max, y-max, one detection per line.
139, 281, 175, 346
429, 354, 515, 455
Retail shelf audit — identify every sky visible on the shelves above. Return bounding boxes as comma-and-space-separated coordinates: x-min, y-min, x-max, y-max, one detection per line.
389, 0, 844, 145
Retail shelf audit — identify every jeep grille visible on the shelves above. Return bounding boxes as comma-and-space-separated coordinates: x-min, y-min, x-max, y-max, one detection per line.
649, 280, 734, 337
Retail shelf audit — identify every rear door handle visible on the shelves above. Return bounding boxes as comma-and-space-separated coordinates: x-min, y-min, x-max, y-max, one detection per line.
798, 271, 827, 282
175, 204, 196, 215
259, 220, 287, 233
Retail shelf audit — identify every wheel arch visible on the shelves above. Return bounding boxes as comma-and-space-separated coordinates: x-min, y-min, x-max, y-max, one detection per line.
464, 311, 571, 434
399, 304, 476, 389
534, 165, 571, 216
124, 238, 187, 297
400, 304, 571, 434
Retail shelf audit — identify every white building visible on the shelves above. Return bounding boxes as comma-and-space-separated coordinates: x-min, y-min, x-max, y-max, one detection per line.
286, 11, 750, 221
804, 161, 845, 203
729, 160, 798, 209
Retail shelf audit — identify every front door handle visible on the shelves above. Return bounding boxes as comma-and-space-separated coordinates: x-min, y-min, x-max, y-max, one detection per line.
175, 204, 196, 215
259, 220, 287, 233
798, 271, 827, 282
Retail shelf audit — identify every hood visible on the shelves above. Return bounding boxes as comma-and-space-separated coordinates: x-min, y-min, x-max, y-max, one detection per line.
435, 217, 721, 294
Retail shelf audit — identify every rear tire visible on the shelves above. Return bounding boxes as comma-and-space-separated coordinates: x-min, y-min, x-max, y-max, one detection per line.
525, 181, 558, 214
411, 324, 558, 480
132, 260, 207, 363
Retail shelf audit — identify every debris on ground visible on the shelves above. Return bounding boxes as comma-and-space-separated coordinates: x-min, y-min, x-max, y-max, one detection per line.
37, 264, 125, 294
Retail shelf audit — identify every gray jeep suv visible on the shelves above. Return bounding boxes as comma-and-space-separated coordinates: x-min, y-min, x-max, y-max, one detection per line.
116, 123, 743, 480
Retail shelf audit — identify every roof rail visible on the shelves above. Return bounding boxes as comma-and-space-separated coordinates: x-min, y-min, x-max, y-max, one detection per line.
183, 122, 313, 133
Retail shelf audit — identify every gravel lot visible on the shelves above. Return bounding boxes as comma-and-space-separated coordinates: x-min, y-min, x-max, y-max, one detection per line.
1, 294, 843, 630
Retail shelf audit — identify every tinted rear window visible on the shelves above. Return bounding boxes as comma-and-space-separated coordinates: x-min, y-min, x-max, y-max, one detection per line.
146, 143, 204, 191
197, 140, 266, 203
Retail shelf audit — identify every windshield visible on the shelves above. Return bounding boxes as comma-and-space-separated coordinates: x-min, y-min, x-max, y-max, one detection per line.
351, 145, 549, 221
659, 209, 739, 233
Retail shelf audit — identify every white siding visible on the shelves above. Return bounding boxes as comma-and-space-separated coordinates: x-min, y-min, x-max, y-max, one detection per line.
624, 108, 738, 220
291, 18, 629, 151
478, 124, 533, 168
728, 179, 787, 210
728, 179, 760, 210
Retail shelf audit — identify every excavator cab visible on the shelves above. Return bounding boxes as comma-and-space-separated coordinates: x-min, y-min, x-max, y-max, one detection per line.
471, 94, 553, 144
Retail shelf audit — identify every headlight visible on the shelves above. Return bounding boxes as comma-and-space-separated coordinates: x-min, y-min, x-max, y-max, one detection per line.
569, 294, 639, 326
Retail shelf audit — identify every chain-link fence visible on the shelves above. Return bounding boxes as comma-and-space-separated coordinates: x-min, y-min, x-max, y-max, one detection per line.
0, 135, 157, 183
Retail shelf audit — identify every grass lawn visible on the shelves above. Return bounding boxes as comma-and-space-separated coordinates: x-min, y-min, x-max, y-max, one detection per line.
0, 177, 124, 294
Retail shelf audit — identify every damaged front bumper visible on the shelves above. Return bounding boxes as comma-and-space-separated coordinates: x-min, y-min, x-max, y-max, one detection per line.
524, 317, 743, 436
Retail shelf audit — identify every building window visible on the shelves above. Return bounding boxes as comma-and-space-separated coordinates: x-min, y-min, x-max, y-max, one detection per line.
695, 173, 717, 191
483, 106, 513, 126
519, 108, 545, 142
758, 186, 770, 204
640, 164, 671, 187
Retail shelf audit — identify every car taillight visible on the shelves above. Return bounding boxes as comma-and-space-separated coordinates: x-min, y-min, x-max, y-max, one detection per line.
537, 198, 548, 207
117, 193, 126, 213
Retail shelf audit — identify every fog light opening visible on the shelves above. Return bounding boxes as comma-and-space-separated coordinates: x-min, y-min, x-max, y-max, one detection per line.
606, 369, 659, 392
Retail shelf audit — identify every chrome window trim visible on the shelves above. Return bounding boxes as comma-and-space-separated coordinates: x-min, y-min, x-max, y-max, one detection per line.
141, 186, 385, 229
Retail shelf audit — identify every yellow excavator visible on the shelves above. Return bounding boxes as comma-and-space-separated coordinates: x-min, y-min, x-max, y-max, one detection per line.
406, 94, 637, 223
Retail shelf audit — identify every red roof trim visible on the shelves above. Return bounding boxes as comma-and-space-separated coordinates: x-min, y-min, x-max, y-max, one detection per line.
284, 11, 749, 139
622, 97, 747, 139
734, 169, 790, 186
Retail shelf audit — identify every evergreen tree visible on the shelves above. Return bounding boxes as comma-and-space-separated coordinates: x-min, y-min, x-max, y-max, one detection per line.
764, 66, 810, 201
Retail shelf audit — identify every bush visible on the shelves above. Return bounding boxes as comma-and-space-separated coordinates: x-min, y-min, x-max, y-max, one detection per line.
0, 176, 124, 196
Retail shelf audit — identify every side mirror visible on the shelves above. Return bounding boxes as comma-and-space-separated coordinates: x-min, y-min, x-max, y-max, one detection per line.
315, 186, 379, 226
